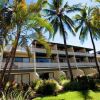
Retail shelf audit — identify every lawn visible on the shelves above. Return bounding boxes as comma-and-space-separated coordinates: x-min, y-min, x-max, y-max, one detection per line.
33, 90, 100, 100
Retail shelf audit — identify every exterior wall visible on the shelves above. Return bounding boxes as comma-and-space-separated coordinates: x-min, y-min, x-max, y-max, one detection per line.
0, 41, 100, 83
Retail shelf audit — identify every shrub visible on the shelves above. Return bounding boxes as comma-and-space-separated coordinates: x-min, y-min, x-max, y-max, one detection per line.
88, 77, 96, 90
34, 80, 43, 91
36, 80, 57, 95
30, 81, 37, 90
60, 79, 70, 86
63, 76, 96, 91
63, 80, 81, 91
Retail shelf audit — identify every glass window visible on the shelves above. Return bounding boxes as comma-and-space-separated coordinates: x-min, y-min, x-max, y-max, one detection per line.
23, 58, 30, 63
36, 58, 50, 63
15, 57, 23, 62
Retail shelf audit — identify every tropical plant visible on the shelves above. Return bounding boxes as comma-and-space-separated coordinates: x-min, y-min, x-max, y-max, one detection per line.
63, 76, 96, 91
91, 7, 100, 29
94, 0, 100, 2
36, 79, 58, 95
0, 0, 12, 49
43, 0, 81, 81
74, 6, 100, 78
0, 0, 53, 83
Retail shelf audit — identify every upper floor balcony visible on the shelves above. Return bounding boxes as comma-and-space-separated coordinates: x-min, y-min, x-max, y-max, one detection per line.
2, 45, 96, 57
32, 47, 94, 57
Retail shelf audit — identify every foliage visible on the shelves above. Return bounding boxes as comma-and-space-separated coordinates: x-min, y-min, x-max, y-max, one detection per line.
74, 5, 100, 77
63, 76, 97, 91
74, 6, 100, 43
59, 74, 67, 81
91, 7, 100, 29
0, 78, 99, 99
0, 81, 35, 100
43, 0, 79, 38
36, 34, 51, 57
60, 79, 70, 86
31, 79, 43, 91
0, 0, 54, 82
94, 0, 100, 2
0, 0, 53, 56
43, 0, 81, 81
36, 80, 58, 95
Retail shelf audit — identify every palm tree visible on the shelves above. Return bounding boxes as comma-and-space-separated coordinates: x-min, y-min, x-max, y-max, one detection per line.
43, 0, 80, 80
74, 6, 100, 78
0, 0, 53, 82
0, 0, 13, 82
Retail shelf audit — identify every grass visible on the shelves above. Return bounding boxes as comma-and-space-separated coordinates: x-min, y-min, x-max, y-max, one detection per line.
33, 90, 100, 100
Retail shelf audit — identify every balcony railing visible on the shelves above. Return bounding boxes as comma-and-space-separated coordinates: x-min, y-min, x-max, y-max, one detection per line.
0, 62, 98, 70
3, 46, 96, 57
74, 52, 94, 57
32, 48, 94, 57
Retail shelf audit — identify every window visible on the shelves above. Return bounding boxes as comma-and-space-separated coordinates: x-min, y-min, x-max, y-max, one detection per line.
36, 58, 50, 63
15, 57, 30, 63
23, 58, 30, 63
15, 57, 23, 62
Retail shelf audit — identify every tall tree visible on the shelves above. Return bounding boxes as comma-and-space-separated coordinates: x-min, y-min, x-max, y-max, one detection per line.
0, 0, 53, 82
43, 0, 80, 80
74, 6, 100, 78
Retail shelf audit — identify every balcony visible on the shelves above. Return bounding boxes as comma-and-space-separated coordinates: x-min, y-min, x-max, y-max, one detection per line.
74, 52, 94, 57
32, 48, 57, 54
32, 48, 94, 57
0, 62, 98, 70
3, 46, 94, 57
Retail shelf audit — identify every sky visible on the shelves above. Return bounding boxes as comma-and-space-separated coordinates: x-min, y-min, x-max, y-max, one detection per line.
45, 0, 100, 51
9, 0, 100, 51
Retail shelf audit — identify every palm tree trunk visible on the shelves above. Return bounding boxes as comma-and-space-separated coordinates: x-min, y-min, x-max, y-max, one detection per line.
89, 27, 100, 78
59, 17, 73, 81
0, 28, 12, 83
0, 41, 14, 83
7, 25, 21, 81
0, 25, 21, 83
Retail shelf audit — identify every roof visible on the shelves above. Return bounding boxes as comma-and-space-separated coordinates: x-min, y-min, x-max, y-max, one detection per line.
32, 40, 93, 51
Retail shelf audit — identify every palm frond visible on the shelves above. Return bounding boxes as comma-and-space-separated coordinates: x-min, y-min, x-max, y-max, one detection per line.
75, 19, 84, 32
28, 14, 53, 34
18, 35, 32, 57
74, 14, 82, 22
28, 0, 47, 13
36, 34, 51, 57
52, 0, 63, 10
62, 15, 75, 36
79, 26, 88, 43
65, 3, 82, 13
50, 17, 59, 38
43, 9, 56, 16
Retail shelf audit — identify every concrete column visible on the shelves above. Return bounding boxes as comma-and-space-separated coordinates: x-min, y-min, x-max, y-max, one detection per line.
73, 47, 78, 69
56, 44, 61, 70
32, 42, 37, 72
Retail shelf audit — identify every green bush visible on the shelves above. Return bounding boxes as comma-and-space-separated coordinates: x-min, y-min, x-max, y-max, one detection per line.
34, 80, 43, 91
60, 79, 70, 86
63, 76, 96, 91
31, 80, 42, 90
36, 80, 57, 95
63, 80, 81, 91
